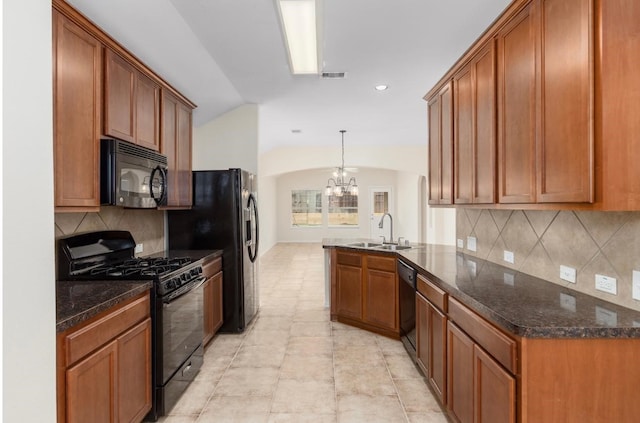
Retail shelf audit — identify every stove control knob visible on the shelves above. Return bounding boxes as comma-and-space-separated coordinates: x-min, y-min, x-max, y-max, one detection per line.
198, 267, 203, 274
180, 274, 188, 282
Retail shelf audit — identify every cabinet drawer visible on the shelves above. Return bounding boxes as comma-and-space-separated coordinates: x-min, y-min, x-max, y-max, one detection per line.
417, 274, 447, 311
65, 293, 150, 366
448, 297, 516, 373
367, 255, 396, 272
202, 256, 222, 278
337, 251, 362, 267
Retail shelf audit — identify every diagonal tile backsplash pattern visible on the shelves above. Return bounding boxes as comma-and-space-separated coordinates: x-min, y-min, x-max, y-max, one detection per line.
55, 206, 165, 256
456, 209, 640, 311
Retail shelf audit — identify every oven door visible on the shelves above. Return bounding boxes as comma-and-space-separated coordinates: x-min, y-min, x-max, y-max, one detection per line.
160, 277, 205, 385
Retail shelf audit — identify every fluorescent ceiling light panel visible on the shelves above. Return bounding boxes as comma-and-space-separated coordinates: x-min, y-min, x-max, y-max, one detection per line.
279, 0, 318, 74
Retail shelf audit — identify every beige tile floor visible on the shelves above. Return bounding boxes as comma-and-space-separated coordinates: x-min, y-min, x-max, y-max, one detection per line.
159, 243, 448, 423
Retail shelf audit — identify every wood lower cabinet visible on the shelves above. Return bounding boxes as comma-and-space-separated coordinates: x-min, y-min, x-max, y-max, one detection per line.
53, 9, 102, 211
58, 292, 152, 423
331, 249, 399, 337
104, 48, 160, 151
203, 257, 223, 346
161, 90, 193, 209
416, 274, 448, 403
474, 345, 516, 423
428, 81, 454, 205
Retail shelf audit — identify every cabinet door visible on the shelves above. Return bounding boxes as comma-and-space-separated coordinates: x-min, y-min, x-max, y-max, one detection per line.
497, 3, 537, 203
473, 42, 496, 204
135, 72, 160, 151
161, 91, 179, 206
428, 82, 454, 205
537, 0, 593, 202
416, 293, 429, 375
428, 301, 447, 403
454, 63, 474, 204
176, 102, 193, 207
66, 341, 117, 423
428, 94, 442, 205
336, 264, 363, 320
474, 345, 515, 423
364, 269, 397, 331
117, 318, 152, 423
104, 49, 135, 143
447, 322, 474, 423
53, 10, 102, 210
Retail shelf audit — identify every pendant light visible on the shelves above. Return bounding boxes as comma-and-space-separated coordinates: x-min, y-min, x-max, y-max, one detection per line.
325, 130, 358, 196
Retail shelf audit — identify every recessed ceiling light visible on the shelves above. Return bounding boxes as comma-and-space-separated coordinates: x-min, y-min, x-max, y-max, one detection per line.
375, 84, 389, 91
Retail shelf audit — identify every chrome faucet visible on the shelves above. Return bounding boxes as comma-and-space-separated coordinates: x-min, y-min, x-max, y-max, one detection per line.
378, 213, 394, 244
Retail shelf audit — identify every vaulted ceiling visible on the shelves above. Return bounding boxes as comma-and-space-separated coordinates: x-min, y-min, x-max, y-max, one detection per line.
67, 0, 511, 152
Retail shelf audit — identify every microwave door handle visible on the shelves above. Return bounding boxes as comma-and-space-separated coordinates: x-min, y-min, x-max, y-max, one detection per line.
150, 166, 167, 205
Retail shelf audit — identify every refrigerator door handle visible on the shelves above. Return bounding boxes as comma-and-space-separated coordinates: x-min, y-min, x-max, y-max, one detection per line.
247, 193, 259, 263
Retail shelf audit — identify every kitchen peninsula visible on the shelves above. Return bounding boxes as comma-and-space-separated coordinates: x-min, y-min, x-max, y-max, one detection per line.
324, 239, 640, 423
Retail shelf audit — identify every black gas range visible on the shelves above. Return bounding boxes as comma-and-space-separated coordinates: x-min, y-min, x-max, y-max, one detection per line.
58, 230, 205, 421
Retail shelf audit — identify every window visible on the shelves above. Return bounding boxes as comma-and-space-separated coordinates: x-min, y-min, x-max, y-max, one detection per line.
328, 193, 358, 226
291, 190, 322, 226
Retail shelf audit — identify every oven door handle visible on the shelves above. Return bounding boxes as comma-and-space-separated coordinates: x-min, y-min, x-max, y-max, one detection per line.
163, 276, 206, 304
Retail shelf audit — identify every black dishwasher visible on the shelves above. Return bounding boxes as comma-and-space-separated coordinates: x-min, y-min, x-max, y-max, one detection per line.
397, 259, 417, 360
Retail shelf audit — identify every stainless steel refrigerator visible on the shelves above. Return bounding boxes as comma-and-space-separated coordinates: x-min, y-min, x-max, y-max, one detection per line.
167, 169, 259, 333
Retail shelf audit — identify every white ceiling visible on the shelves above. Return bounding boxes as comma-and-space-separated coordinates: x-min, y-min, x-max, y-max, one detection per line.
67, 0, 511, 152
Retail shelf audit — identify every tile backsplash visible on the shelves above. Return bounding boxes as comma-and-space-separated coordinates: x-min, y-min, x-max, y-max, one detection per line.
456, 209, 640, 311
55, 206, 165, 255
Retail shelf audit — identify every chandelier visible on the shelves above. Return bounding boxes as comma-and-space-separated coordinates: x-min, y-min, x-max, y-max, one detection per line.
325, 130, 358, 196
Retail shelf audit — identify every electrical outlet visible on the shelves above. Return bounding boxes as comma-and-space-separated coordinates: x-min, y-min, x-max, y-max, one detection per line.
457, 238, 464, 248
595, 306, 618, 326
503, 272, 515, 286
595, 274, 617, 295
467, 236, 477, 252
503, 250, 514, 264
560, 265, 577, 283
633, 270, 640, 301
135, 243, 144, 254
560, 293, 576, 312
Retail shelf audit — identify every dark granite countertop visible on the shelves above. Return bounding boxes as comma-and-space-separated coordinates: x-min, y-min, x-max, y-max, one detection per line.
56, 280, 152, 332
56, 249, 223, 333
323, 239, 640, 339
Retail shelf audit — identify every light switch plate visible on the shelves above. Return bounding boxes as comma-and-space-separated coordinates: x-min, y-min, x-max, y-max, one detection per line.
135, 243, 144, 254
633, 270, 640, 301
457, 239, 464, 248
503, 250, 515, 264
467, 236, 477, 252
560, 265, 577, 283
595, 274, 617, 295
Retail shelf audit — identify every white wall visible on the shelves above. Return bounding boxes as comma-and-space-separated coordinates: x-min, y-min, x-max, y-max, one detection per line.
192, 104, 259, 174
257, 174, 278, 256
395, 171, 422, 244
3, 0, 57, 421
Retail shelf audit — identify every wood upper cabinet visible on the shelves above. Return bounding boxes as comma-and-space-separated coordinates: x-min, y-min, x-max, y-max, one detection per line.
161, 90, 193, 208
53, 9, 102, 211
497, 2, 538, 204
537, 0, 593, 203
497, 0, 593, 204
428, 81, 454, 205
105, 48, 160, 151
454, 41, 496, 204
58, 292, 152, 423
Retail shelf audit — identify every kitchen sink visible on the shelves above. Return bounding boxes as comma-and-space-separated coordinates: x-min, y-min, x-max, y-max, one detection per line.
348, 242, 382, 248
375, 244, 412, 251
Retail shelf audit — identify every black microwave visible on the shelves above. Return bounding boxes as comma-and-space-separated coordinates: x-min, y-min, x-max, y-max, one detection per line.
100, 139, 168, 208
